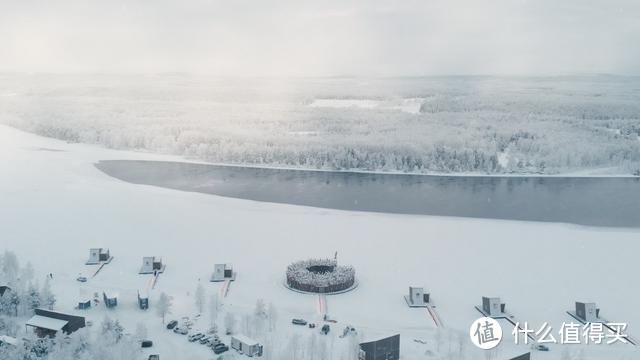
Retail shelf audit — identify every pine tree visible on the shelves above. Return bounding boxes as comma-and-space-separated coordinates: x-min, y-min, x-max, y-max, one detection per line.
209, 294, 219, 326
26, 283, 41, 314
156, 292, 173, 325
195, 282, 205, 314
41, 277, 56, 310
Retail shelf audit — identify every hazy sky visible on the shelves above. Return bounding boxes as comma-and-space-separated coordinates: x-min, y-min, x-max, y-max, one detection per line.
1, 0, 639, 76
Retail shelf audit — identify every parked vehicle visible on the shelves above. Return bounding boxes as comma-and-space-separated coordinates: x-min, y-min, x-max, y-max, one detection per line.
188, 333, 205, 342
213, 344, 229, 354
173, 327, 188, 335
200, 336, 212, 345
166, 320, 178, 330
76, 276, 87, 283
208, 338, 221, 347
292, 319, 307, 326
148, 355, 159, 360
321, 324, 330, 335
141, 340, 153, 348
535, 344, 550, 351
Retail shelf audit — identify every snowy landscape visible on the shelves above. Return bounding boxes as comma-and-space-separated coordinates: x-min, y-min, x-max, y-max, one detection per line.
2, 1, 640, 359
1, 74, 640, 176
1, 124, 639, 360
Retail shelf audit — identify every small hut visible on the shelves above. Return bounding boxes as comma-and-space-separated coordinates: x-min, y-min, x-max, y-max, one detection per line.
78, 297, 92, 310
480, 296, 506, 317
210, 263, 236, 282
138, 290, 149, 310
404, 287, 430, 307
103, 291, 118, 309
86, 248, 112, 265
230, 334, 263, 357
574, 302, 600, 323
139, 257, 165, 274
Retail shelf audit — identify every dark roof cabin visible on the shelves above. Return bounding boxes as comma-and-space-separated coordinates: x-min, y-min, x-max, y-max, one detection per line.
359, 334, 400, 360
26, 309, 86, 338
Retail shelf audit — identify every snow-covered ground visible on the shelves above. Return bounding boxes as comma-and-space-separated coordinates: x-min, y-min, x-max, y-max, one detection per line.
1, 124, 639, 359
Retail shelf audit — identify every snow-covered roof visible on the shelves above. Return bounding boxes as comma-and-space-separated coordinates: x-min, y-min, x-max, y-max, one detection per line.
0, 335, 19, 346
26, 315, 68, 331
103, 291, 118, 298
360, 332, 400, 344
232, 334, 259, 346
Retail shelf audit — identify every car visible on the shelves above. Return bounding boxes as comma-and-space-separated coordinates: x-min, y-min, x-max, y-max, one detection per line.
321, 324, 330, 335
173, 327, 188, 335
200, 336, 212, 345
166, 320, 178, 330
141, 340, 153, 348
148, 355, 159, 360
76, 276, 87, 282
213, 345, 229, 354
188, 333, 205, 342
308, 323, 316, 329
292, 319, 307, 326
535, 344, 550, 351
208, 338, 221, 347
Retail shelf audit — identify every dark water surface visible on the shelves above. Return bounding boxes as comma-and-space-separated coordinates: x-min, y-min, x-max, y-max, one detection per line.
96, 160, 640, 227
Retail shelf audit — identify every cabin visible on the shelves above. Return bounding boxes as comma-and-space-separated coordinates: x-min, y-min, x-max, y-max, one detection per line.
138, 290, 149, 310
359, 334, 400, 360
482, 297, 506, 317
575, 302, 600, 323
26, 309, 85, 338
404, 286, 430, 307
86, 248, 112, 265
78, 297, 92, 310
230, 334, 263, 357
139, 257, 165, 274
211, 263, 236, 282
103, 291, 118, 309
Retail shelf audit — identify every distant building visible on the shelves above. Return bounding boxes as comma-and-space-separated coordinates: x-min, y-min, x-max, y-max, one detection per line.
575, 302, 600, 323
139, 257, 165, 274
359, 334, 400, 360
138, 290, 149, 310
78, 297, 92, 310
26, 309, 86, 338
103, 291, 118, 309
230, 334, 263, 357
86, 248, 112, 265
482, 297, 506, 317
210, 263, 236, 282
404, 286, 430, 307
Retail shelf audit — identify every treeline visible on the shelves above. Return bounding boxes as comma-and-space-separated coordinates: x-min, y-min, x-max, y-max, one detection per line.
2, 75, 640, 175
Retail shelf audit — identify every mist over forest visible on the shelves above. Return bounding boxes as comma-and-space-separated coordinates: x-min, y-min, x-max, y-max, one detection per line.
2, 74, 639, 175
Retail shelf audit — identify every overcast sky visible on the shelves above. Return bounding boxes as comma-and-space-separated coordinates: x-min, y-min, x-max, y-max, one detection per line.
1, 0, 639, 76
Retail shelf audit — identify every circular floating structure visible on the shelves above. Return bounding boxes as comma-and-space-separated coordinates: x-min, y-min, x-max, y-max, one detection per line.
286, 258, 356, 294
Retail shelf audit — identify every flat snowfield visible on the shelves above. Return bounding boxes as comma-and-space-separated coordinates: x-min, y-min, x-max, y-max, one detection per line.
1, 124, 639, 359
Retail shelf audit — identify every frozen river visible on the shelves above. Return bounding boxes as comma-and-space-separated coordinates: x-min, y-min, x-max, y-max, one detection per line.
96, 160, 640, 227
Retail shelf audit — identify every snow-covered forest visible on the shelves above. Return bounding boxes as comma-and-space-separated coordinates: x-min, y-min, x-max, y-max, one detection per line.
1, 74, 639, 175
